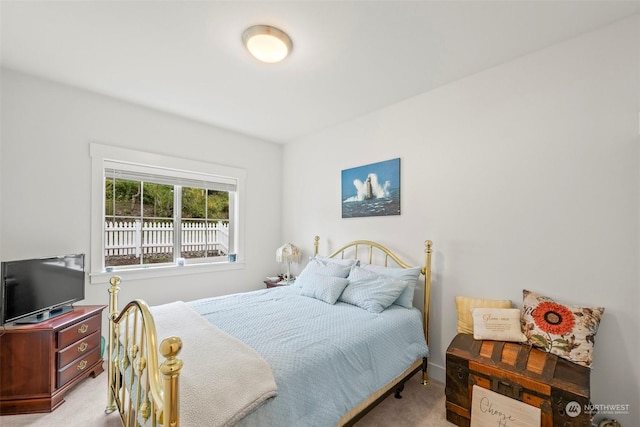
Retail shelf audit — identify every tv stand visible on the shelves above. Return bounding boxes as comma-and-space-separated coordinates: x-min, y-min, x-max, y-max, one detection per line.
14, 305, 74, 324
0, 305, 106, 415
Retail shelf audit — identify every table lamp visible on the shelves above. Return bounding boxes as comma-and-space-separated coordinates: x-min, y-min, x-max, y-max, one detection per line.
276, 243, 302, 284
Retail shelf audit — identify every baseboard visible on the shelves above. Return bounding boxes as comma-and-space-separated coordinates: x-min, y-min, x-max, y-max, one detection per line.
428, 361, 445, 384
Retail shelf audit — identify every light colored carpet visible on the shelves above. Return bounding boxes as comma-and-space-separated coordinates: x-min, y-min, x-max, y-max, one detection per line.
0, 365, 449, 426
356, 374, 448, 426
0, 366, 121, 427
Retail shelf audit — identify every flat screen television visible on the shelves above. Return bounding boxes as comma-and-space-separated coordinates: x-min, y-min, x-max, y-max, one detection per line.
0, 254, 85, 326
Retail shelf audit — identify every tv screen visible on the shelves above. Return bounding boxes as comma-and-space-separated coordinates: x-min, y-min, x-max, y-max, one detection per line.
1, 254, 85, 326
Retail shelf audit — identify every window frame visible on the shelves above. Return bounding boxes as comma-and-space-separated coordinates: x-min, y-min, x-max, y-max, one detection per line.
89, 142, 246, 284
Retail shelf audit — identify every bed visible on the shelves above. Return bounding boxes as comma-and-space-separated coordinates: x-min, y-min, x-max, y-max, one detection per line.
105, 236, 433, 427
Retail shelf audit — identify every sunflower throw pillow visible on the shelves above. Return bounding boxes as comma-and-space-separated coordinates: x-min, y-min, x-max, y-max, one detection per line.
521, 289, 604, 368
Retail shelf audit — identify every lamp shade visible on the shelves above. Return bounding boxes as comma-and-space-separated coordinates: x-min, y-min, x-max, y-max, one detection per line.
276, 243, 301, 263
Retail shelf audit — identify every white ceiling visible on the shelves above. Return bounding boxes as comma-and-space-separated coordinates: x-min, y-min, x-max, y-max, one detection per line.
2, 1, 639, 144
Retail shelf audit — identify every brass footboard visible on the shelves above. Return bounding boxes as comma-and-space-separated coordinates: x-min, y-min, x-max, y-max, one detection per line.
105, 276, 183, 427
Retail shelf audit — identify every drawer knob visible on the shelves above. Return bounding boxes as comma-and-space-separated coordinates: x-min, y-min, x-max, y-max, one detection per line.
78, 342, 88, 352
78, 324, 88, 334
77, 360, 88, 371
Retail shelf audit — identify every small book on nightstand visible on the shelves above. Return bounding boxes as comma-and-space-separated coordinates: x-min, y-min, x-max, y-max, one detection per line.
264, 277, 295, 288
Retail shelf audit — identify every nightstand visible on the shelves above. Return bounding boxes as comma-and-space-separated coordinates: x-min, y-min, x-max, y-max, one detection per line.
264, 280, 286, 288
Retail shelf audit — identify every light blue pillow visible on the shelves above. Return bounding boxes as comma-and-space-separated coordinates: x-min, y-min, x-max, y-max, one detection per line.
300, 272, 349, 304
361, 264, 421, 308
294, 258, 353, 287
339, 266, 408, 313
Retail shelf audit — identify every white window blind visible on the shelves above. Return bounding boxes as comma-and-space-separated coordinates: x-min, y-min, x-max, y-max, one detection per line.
104, 160, 238, 192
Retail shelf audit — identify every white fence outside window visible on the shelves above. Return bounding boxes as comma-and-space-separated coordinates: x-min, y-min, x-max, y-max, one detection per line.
105, 220, 229, 259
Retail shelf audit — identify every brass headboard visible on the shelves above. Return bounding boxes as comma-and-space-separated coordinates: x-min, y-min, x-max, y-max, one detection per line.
313, 236, 433, 384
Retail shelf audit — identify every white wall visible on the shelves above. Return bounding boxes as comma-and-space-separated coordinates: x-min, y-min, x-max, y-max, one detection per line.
0, 71, 3, 262
284, 16, 640, 425
0, 69, 283, 311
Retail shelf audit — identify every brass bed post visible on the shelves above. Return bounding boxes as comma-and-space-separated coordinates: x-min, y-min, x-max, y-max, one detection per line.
160, 337, 183, 427
314, 235, 320, 257
105, 276, 121, 414
422, 240, 433, 385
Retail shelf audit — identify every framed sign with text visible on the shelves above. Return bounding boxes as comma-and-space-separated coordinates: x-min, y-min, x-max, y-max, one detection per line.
471, 385, 541, 427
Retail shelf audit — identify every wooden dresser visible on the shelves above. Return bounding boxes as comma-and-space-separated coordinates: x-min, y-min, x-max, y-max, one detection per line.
0, 305, 106, 415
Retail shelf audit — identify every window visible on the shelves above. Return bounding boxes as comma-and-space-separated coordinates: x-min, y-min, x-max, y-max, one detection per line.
90, 143, 245, 282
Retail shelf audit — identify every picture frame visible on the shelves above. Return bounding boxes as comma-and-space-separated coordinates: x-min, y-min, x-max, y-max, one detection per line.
341, 158, 401, 218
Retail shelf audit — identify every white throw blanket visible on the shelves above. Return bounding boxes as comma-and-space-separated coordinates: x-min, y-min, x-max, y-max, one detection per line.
150, 301, 278, 426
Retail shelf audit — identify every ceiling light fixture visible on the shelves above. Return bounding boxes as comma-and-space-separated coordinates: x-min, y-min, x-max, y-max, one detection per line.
242, 25, 292, 63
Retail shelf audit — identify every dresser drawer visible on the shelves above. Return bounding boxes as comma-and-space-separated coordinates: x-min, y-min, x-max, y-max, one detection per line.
57, 346, 101, 388
57, 314, 101, 348
57, 330, 100, 368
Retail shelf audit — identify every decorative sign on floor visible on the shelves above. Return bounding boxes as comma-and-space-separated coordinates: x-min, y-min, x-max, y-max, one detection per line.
470, 385, 541, 427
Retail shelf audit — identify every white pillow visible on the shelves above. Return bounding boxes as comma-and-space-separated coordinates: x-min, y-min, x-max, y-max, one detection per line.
339, 266, 408, 313
361, 264, 421, 308
300, 272, 349, 304
294, 258, 352, 287
471, 308, 527, 342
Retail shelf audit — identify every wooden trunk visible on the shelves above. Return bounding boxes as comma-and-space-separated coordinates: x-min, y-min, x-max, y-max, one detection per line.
445, 333, 594, 427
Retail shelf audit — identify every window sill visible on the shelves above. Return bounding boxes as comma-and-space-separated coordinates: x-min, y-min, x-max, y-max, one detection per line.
89, 261, 244, 285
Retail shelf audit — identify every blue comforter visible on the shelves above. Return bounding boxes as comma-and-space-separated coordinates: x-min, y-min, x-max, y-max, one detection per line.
189, 286, 428, 426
